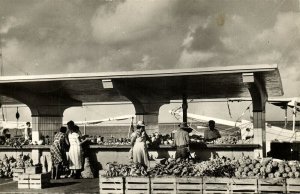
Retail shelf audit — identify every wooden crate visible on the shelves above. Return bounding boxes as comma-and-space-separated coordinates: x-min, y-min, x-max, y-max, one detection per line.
258, 178, 286, 193
286, 178, 300, 193
99, 176, 124, 194
203, 177, 231, 194
12, 168, 25, 181
176, 177, 203, 194
18, 174, 30, 189
125, 176, 150, 194
25, 166, 42, 174
151, 177, 176, 194
29, 173, 51, 189
18, 173, 51, 189
231, 178, 257, 193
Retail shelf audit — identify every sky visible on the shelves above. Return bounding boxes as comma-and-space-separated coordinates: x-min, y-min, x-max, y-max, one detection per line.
0, 0, 300, 124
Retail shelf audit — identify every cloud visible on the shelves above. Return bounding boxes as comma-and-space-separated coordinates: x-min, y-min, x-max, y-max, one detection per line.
132, 55, 153, 70
0, 16, 25, 34
91, 0, 172, 44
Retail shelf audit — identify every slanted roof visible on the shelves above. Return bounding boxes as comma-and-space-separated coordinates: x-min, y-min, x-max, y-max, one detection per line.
0, 64, 283, 105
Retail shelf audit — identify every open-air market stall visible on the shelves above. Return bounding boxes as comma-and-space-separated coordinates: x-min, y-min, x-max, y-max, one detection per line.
1, 64, 295, 193
0, 64, 283, 164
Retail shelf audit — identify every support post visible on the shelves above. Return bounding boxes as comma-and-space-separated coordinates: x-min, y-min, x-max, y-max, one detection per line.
113, 80, 169, 134
182, 95, 188, 123
243, 73, 267, 158
135, 103, 165, 134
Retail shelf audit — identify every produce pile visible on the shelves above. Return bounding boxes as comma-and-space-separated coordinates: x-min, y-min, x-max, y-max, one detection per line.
104, 157, 235, 178
0, 154, 33, 178
234, 156, 300, 178
2, 137, 30, 148
194, 157, 236, 177
103, 156, 300, 179
105, 162, 148, 177
214, 136, 239, 144
149, 158, 196, 177
213, 136, 253, 144
97, 137, 131, 146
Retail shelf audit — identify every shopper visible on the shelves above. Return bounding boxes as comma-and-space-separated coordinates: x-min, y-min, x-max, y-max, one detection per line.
50, 126, 68, 179
131, 121, 151, 169
68, 125, 88, 179
174, 122, 191, 159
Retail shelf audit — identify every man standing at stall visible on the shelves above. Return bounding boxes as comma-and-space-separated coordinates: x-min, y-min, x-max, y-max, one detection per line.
204, 120, 221, 142
174, 122, 191, 159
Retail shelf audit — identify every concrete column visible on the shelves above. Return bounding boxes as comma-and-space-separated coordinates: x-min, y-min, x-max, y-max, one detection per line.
113, 80, 169, 134
135, 103, 164, 134
252, 111, 266, 157
243, 73, 267, 158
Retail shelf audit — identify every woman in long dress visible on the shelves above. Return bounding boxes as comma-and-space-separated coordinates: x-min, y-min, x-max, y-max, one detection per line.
50, 126, 67, 179
68, 125, 87, 178
131, 121, 151, 169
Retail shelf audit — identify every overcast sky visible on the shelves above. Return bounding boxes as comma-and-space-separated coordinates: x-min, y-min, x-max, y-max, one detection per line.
1, 0, 300, 123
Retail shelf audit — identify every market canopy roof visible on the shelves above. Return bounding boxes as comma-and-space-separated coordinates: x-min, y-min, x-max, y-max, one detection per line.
0, 64, 283, 106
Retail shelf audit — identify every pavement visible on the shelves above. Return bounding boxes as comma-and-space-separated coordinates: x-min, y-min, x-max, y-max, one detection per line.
0, 178, 99, 193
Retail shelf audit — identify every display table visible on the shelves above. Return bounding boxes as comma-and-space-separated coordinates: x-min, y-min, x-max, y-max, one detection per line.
0, 144, 259, 172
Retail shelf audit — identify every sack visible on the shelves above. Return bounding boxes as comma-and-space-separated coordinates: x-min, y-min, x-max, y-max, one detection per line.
128, 148, 133, 159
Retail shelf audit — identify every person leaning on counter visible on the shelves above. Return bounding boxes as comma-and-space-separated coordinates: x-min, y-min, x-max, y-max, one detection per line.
204, 120, 221, 142
174, 122, 192, 159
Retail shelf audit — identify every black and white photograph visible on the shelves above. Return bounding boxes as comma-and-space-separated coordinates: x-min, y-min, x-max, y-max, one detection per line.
0, 0, 300, 193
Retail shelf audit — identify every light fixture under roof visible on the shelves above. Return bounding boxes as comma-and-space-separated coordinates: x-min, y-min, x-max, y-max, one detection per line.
102, 79, 113, 89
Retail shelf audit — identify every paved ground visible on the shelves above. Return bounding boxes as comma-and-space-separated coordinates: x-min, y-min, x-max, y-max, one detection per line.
0, 178, 99, 193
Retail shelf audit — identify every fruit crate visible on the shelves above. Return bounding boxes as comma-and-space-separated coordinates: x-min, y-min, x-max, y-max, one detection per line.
176, 177, 203, 194
231, 178, 258, 193
258, 178, 286, 193
286, 178, 300, 193
18, 173, 51, 189
125, 176, 150, 194
12, 168, 25, 181
18, 174, 30, 189
203, 177, 231, 194
29, 173, 51, 189
151, 176, 176, 194
99, 175, 124, 194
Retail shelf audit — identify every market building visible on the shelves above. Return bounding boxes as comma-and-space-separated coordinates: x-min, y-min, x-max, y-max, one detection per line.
0, 64, 283, 165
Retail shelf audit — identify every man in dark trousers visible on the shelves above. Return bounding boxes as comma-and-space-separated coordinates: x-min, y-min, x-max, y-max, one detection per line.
174, 122, 191, 159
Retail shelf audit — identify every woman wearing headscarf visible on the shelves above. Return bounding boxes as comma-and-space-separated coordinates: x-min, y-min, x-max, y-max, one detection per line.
50, 126, 68, 179
131, 121, 151, 169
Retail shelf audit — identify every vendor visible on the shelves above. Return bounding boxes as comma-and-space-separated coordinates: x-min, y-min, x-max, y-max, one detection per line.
204, 120, 221, 142
24, 122, 31, 140
174, 122, 191, 159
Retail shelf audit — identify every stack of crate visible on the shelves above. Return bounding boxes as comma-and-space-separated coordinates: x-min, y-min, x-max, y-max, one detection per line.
18, 165, 50, 189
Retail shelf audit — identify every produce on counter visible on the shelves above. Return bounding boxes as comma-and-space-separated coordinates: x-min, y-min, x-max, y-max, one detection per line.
214, 136, 238, 144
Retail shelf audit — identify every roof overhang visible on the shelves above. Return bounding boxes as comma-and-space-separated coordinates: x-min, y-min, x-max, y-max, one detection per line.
0, 64, 283, 106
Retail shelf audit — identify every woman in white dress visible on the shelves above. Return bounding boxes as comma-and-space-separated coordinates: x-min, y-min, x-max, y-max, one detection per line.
68, 125, 87, 178
131, 121, 151, 169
